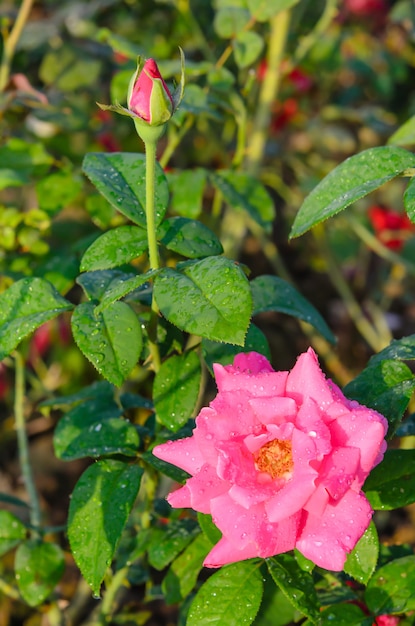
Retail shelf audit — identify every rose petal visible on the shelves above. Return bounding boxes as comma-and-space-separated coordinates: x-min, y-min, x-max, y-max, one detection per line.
152, 437, 203, 474
249, 396, 297, 426
297, 489, 373, 570
286, 348, 335, 408
184, 464, 230, 513
318, 446, 361, 500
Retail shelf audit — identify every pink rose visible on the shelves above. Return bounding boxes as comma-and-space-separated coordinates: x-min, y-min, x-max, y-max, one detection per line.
153, 349, 388, 571
128, 59, 174, 125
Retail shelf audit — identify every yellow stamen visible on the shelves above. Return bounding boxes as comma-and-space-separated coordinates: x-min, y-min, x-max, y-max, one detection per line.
255, 439, 293, 480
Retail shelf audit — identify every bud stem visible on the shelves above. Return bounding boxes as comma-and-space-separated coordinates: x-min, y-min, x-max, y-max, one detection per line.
144, 139, 161, 372
144, 139, 160, 272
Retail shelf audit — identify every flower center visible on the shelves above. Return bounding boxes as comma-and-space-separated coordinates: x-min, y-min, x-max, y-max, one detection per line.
254, 439, 293, 480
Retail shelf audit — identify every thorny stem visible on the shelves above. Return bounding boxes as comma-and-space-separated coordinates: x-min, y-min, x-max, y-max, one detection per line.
145, 139, 161, 372
0, 0, 35, 92
13, 351, 42, 536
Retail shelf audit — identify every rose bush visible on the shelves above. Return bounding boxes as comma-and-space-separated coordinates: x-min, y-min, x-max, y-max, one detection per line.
153, 348, 388, 571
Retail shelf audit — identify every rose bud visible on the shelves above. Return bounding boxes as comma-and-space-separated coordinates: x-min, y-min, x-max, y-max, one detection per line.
98, 49, 185, 142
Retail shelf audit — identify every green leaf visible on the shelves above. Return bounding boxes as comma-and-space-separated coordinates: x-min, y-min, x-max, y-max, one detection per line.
187, 561, 264, 626
251, 275, 335, 343
290, 147, 415, 238
80, 226, 148, 272
255, 577, 297, 626
82, 152, 168, 227
15, 540, 65, 607
95, 270, 158, 314
365, 555, 415, 615
153, 351, 202, 431
143, 450, 190, 484
167, 169, 207, 219
35, 252, 79, 294
0, 169, 27, 190
148, 519, 200, 571
318, 604, 371, 626
344, 522, 379, 584
388, 114, 415, 147
266, 554, 321, 623
36, 170, 82, 216
68, 459, 143, 595
396, 412, 415, 437
363, 449, 415, 510
214, 7, 251, 38
202, 322, 271, 371
71, 301, 142, 386
0, 511, 27, 557
197, 512, 222, 546
344, 359, 415, 436
153, 257, 252, 345
54, 401, 138, 461
247, 0, 300, 21
233, 31, 264, 69
162, 533, 212, 604
210, 171, 275, 233
40, 380, 115, 410
0, 138, 53, 179
404, 177, 415, 223
158, 217, 223, 259
77, 269, 135, 302
40, 46, 101, 91
368, 334, 415, 364
0, 277, 72, 360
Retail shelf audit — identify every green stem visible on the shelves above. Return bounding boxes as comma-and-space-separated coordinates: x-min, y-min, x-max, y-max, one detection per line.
293, 0, 339, 66
0, 0, 35, 92
13, 351, 41, 536
96, 566, 129, 625
314, 226, 386, 352
144, 139, 161, 372
145, 140, 160, 272
244, 10, 290, 176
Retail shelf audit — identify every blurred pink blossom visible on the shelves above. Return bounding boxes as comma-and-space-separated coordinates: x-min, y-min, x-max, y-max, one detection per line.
374, 616, 400, 626
153, 349, 388, 570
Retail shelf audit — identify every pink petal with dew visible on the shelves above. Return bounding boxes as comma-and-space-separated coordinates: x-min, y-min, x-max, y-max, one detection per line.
286, 348, 335, 409
318, 446, 360, 500
210, 493, 299, 557
213, 362, 287, 396
215, 438, 254, 482
167, 484, 192, 509
183, 464, 230, 514
248, 396, 297, 426
152, 436, 203, 475
232, 352, 276, 374
329, 409, 388, 484
297, 489, 373, 571
303, 483, 329, 517
208, 391, 258, 438
204, 535, 262, 568
265, 429, 319, 522
228, 479, 280, 509
294, 397, 332, 458
244, 421, 294, 455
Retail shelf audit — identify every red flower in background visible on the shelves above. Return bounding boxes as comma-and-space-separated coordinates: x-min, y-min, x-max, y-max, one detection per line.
368, 205, 415, 251
344, 0, 388, 17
